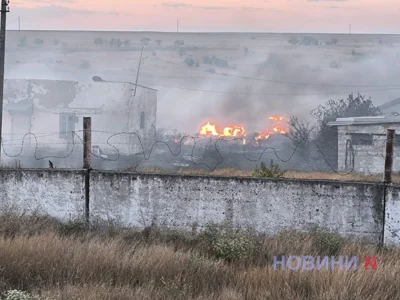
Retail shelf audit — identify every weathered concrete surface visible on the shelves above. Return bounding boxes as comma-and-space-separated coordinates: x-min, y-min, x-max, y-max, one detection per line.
90, 172, 387, 243
384, 185, 400, 245
337, 124, 400, 174
0, 169, 85, 220
1, 169, 399, 245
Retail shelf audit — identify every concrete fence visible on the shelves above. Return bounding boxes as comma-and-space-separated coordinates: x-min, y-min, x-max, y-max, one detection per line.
0, 169, 400, 246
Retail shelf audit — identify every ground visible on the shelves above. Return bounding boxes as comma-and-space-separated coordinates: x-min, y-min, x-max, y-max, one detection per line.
0, 213, 399, 300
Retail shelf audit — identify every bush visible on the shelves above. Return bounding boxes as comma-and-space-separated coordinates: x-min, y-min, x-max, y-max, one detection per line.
174, 40, 184, 47
80, 60, 91, 69
253, 160, 286, 178
17, 36, 27, 47
301, 36, 318, 46
288, 37, 299, 45
184, 56, 195, 66
202, 55, 228, 68
310, 228, 345, 256
203, 225, 253, 262
141, 37, 150, 46
58, 219, 88, 236
34, 38, 44, 45
94, 37, 104, 46
3, 290, 45, 300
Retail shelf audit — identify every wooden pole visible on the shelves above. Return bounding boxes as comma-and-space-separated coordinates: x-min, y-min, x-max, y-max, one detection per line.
0, 0, 9, 161
83, 117, 91, 226
83, 117, 91, 169
383, 129, 395, 183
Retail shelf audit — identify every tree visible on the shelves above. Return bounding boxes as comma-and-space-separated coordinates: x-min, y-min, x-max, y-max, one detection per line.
34, 38, 44, 45
311, 93, 381, 168
17, 36, 27, 47
123, 39, 131, 48
288, 116, 313, 146
94, 37, 104, 46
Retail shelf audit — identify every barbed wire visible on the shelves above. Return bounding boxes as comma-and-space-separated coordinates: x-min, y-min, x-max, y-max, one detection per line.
0, 129, 393, 174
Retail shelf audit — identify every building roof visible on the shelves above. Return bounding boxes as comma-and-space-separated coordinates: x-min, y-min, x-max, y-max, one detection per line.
379, 98, 400, 111
327, 115, 400, 126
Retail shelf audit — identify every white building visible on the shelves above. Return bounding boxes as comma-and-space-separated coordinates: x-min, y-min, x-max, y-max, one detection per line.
2, 78, 157, 168
327, 116, 400, 175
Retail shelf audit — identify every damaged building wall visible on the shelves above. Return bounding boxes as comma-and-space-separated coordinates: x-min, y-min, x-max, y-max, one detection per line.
337, 124, 400, 174
2, 79, 157, 166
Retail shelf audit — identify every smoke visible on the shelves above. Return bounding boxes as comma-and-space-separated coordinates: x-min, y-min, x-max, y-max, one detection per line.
211, 46, 400, 132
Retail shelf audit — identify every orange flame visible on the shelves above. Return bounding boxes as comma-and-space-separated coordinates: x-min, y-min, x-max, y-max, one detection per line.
200, 122, 219, 136
200, 122, 246, 145
199, 116, 287, 146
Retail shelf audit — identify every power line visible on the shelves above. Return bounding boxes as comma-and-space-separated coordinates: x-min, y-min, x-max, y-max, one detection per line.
150, 84, 400, 96
152, 57, 400, 88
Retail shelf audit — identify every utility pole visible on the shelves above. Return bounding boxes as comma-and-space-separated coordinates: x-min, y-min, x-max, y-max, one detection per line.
133, 44, 146, 96
0, 0, 9, 161
383, 129, 395, 183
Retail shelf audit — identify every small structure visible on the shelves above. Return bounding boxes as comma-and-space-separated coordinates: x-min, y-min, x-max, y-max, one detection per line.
327, 116, 400, 175
3, 78, 157, 167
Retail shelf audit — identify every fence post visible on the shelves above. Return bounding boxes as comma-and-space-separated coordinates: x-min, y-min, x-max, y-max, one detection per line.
83, 117, 91, 226
383, 129, 395, 183
381, 129, 395, 246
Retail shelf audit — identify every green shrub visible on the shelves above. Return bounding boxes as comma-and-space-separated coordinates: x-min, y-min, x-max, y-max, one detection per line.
202, 225, 253, 262
253, 160, 286, 179
3, 290, 46, 300
310, 228, 345, 256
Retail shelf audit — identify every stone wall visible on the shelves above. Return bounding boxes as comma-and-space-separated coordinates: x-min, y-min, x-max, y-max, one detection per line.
89, 172, 387, 243
1, 169, 400, 245
0, 169, 85, 220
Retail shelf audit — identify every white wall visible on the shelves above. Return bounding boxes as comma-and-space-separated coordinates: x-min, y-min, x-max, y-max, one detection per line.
3, 80, 158, 158
0, 169, 85, 220
338, 125, 400, 174
90, 172, 386, 243
3, 169, 398, 245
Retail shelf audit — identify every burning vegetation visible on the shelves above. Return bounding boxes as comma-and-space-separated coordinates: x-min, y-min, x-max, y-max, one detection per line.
199, 116, 288, 146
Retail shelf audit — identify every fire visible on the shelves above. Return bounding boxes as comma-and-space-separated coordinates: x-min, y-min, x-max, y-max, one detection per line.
223, 126, 245, 137
199, 116, 287, 146
199, 122, 246, 145
200, 122, 219, 136
255, 116, 288, 144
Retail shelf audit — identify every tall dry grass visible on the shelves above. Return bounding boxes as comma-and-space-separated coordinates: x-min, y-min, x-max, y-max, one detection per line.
0, 213, 399, 300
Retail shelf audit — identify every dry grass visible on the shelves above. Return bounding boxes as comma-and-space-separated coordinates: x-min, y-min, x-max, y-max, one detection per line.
0, 214, 399, 300
133, 167, 400, 183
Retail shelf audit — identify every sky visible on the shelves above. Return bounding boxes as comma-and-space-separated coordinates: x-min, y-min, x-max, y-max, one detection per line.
6, 0, 400, 33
